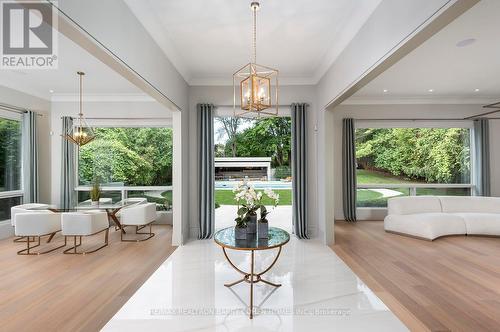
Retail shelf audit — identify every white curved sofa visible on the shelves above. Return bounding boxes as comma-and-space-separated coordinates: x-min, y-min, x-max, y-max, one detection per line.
384, 196, 500, 240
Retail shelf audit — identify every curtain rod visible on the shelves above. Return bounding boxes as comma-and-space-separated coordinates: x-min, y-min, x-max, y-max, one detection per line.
354, 118, 470, 121
214, 104, 293, 108
61, 116, 172, 120
0, 103, 43, 117
463, 108, 500, 120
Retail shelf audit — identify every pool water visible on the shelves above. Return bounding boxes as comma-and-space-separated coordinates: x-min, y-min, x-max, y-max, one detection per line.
215, 181, 292, 190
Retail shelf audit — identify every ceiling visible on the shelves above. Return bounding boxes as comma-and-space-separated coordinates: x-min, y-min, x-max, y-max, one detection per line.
351, 0, 500, 103
0, 31, 143, 101
124, 0, 382, 85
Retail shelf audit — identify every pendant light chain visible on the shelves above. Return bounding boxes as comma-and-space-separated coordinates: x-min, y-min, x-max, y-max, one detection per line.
79, 72, 83, 118
253, 5, 257, 65
233, 1, 278, 117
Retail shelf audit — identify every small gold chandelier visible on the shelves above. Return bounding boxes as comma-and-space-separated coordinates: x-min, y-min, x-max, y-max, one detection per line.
233, 1, 279, 117
63, 71, 95, 147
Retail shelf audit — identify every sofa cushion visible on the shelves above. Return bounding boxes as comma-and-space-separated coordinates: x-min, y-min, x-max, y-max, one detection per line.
439, 196, 500, 214
387, 196, 442, 215
384, 213, 466, 240
454, 213, 500, 236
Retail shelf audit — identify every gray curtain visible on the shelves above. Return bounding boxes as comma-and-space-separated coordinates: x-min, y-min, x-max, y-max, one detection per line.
198, 103, 215, 239
474, 118, 490, 196
61, 116, 76, 209
22, 111, 39, 203
291, 103, 308, 239
342, 118, 357, 222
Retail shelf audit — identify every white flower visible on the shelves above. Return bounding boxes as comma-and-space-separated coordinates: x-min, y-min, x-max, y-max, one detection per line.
257, 192, 263, 200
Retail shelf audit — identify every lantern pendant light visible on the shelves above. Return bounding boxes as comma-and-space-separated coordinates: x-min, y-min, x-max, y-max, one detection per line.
63, 71, 95, 147
233, 1, 279, 118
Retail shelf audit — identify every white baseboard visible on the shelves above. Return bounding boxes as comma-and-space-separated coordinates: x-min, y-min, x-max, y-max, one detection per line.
0, 220, 14, 240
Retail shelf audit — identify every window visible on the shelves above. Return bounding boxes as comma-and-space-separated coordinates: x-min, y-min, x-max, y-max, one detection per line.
355, 126, 473, 208
77, 127, 172, 210
0, 112, 23, 221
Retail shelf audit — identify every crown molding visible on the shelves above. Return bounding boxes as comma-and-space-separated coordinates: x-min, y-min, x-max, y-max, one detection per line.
343, 95, 500, 105
51, 93, 156, 102
188, 76, 317, 86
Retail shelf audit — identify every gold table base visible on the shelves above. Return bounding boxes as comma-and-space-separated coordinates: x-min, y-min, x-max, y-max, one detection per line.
222, 246, 283, 319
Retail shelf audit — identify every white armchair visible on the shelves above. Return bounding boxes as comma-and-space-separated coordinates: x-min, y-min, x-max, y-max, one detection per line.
11, 203, 50, 243
15, 211, 66, 255
61, 211, 109, 254
120, 203, 157, 242
11, 203, 50, 226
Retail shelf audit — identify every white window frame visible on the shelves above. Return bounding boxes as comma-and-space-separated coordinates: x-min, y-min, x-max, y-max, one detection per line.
354, 120, 475, 210
74, 121, 173, 203
0, 110, 24, 222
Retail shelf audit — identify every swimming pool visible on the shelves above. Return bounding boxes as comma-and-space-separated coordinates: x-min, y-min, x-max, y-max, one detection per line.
215, 180, 292, 190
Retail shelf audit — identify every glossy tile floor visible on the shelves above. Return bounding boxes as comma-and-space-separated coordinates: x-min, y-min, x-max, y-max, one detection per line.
103, 237, 407, 331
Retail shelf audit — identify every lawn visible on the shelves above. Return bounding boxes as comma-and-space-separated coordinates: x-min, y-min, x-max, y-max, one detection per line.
356, 169, 417, 185
215, 189, 292, 206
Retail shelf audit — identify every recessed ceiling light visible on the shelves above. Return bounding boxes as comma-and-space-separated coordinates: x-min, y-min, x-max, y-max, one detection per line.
474, 88, 480, 92
456, 38, 476, 48
428, 89, 434, 93
49, 89, 54, 93
383, 89, 389, 93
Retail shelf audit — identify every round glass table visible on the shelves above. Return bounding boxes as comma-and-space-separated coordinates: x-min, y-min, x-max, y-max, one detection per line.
214, 226, 290, 319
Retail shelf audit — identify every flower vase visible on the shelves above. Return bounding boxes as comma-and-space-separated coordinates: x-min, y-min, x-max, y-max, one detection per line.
235, 226, 247, 240
246, 214, 257, 234
91, 200, 99, 206
258, 220, 269, 238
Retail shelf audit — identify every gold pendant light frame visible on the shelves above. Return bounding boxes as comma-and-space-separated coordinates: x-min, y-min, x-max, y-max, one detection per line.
233, 1, 279, 118
63, 71, 95, 147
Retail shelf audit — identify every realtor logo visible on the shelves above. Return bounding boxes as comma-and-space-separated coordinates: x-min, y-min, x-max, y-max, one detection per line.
1, 0, 58, 69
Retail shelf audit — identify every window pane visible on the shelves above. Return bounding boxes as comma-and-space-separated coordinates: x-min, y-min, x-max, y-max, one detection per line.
127, 190, 172, 211
355, 128, 471, 185
0, 118, 22, 192
357, 188, 410, 208
0, 196, 22, 221
416, 188, 471, 196
78, 128, 173, 186
77, 191, 122, 204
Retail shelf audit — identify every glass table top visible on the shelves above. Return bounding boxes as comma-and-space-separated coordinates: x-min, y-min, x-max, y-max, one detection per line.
27, 201, 137, 211
214, 227, 290, 250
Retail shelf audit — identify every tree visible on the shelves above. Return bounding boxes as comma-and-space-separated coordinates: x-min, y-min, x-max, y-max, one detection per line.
0, 119, 21, 191
230, 117, 292, 167
79, 128, 173, 186
355, 128, 470, 183
215, 117, 247, 157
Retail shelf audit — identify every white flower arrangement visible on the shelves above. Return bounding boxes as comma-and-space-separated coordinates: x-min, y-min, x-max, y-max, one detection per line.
233, 182, 280, 226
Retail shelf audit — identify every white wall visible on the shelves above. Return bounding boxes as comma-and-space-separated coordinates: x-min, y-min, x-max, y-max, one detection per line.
49, 99, 172, 204
332, 103, 500, 221
187, 85, 319, 240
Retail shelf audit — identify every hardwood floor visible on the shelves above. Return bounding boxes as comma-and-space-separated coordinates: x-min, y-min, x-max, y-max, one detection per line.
0, 225, 176, 332
332, 221, 500, 332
